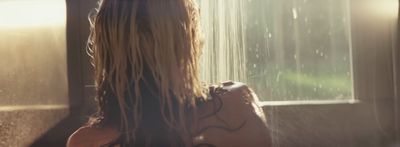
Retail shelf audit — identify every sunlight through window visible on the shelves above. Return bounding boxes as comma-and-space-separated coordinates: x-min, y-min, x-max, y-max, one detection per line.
198, 0, 354, 101
0, 0, 66, 28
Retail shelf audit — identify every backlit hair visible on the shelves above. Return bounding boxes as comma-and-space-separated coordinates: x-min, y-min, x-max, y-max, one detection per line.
87, 0, 205, 146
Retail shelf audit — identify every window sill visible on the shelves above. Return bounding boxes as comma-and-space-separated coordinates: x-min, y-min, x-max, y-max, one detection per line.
259, 99, 360, 107
0, 104, 69, 112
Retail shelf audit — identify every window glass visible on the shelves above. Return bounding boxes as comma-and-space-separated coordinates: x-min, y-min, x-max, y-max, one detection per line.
198, 0, 353, 101
0, 0, 68, 105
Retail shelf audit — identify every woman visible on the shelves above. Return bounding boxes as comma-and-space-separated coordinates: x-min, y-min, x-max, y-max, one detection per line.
67, 0, 271, 146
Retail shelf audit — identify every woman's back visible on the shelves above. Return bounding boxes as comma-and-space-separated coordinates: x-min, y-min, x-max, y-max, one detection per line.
68, 81, 271, 147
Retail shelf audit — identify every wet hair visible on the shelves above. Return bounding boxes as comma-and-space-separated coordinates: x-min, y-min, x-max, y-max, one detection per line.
86, 0, 205, 146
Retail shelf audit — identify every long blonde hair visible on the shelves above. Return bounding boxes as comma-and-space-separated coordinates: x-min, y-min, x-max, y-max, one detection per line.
87, 0, 204, 146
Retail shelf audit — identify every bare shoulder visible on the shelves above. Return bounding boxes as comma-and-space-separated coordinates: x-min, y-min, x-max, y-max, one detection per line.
195, 81, 271, 146
67, 125, 120, 147
216, 81, 266, 124
219, 81, 263, 103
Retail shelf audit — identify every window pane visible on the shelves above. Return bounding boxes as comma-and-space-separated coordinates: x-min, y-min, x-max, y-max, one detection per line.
0, 0, 68, 105
198, 0, 353, 101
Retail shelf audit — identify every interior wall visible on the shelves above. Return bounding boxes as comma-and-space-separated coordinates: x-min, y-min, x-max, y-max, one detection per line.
263, 103, 398, 147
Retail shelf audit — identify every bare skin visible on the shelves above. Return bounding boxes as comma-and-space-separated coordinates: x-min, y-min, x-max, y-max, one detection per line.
67, 82, 271, 147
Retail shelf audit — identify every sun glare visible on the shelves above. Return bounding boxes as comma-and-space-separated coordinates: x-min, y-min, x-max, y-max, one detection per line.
0, 0, 66, 28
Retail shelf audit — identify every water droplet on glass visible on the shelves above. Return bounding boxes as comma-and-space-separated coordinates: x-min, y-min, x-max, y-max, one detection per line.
276, 71, 282, 82
292, 8, 298, 19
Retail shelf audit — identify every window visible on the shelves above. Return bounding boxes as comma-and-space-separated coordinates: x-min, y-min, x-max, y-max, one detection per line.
0, 0, 68, 106
198, 0, 354, 101
198, 1, 400, 145
0, 0, 69, 146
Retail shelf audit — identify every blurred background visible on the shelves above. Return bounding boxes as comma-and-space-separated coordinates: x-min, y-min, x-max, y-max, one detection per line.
0, 0, 399, 146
